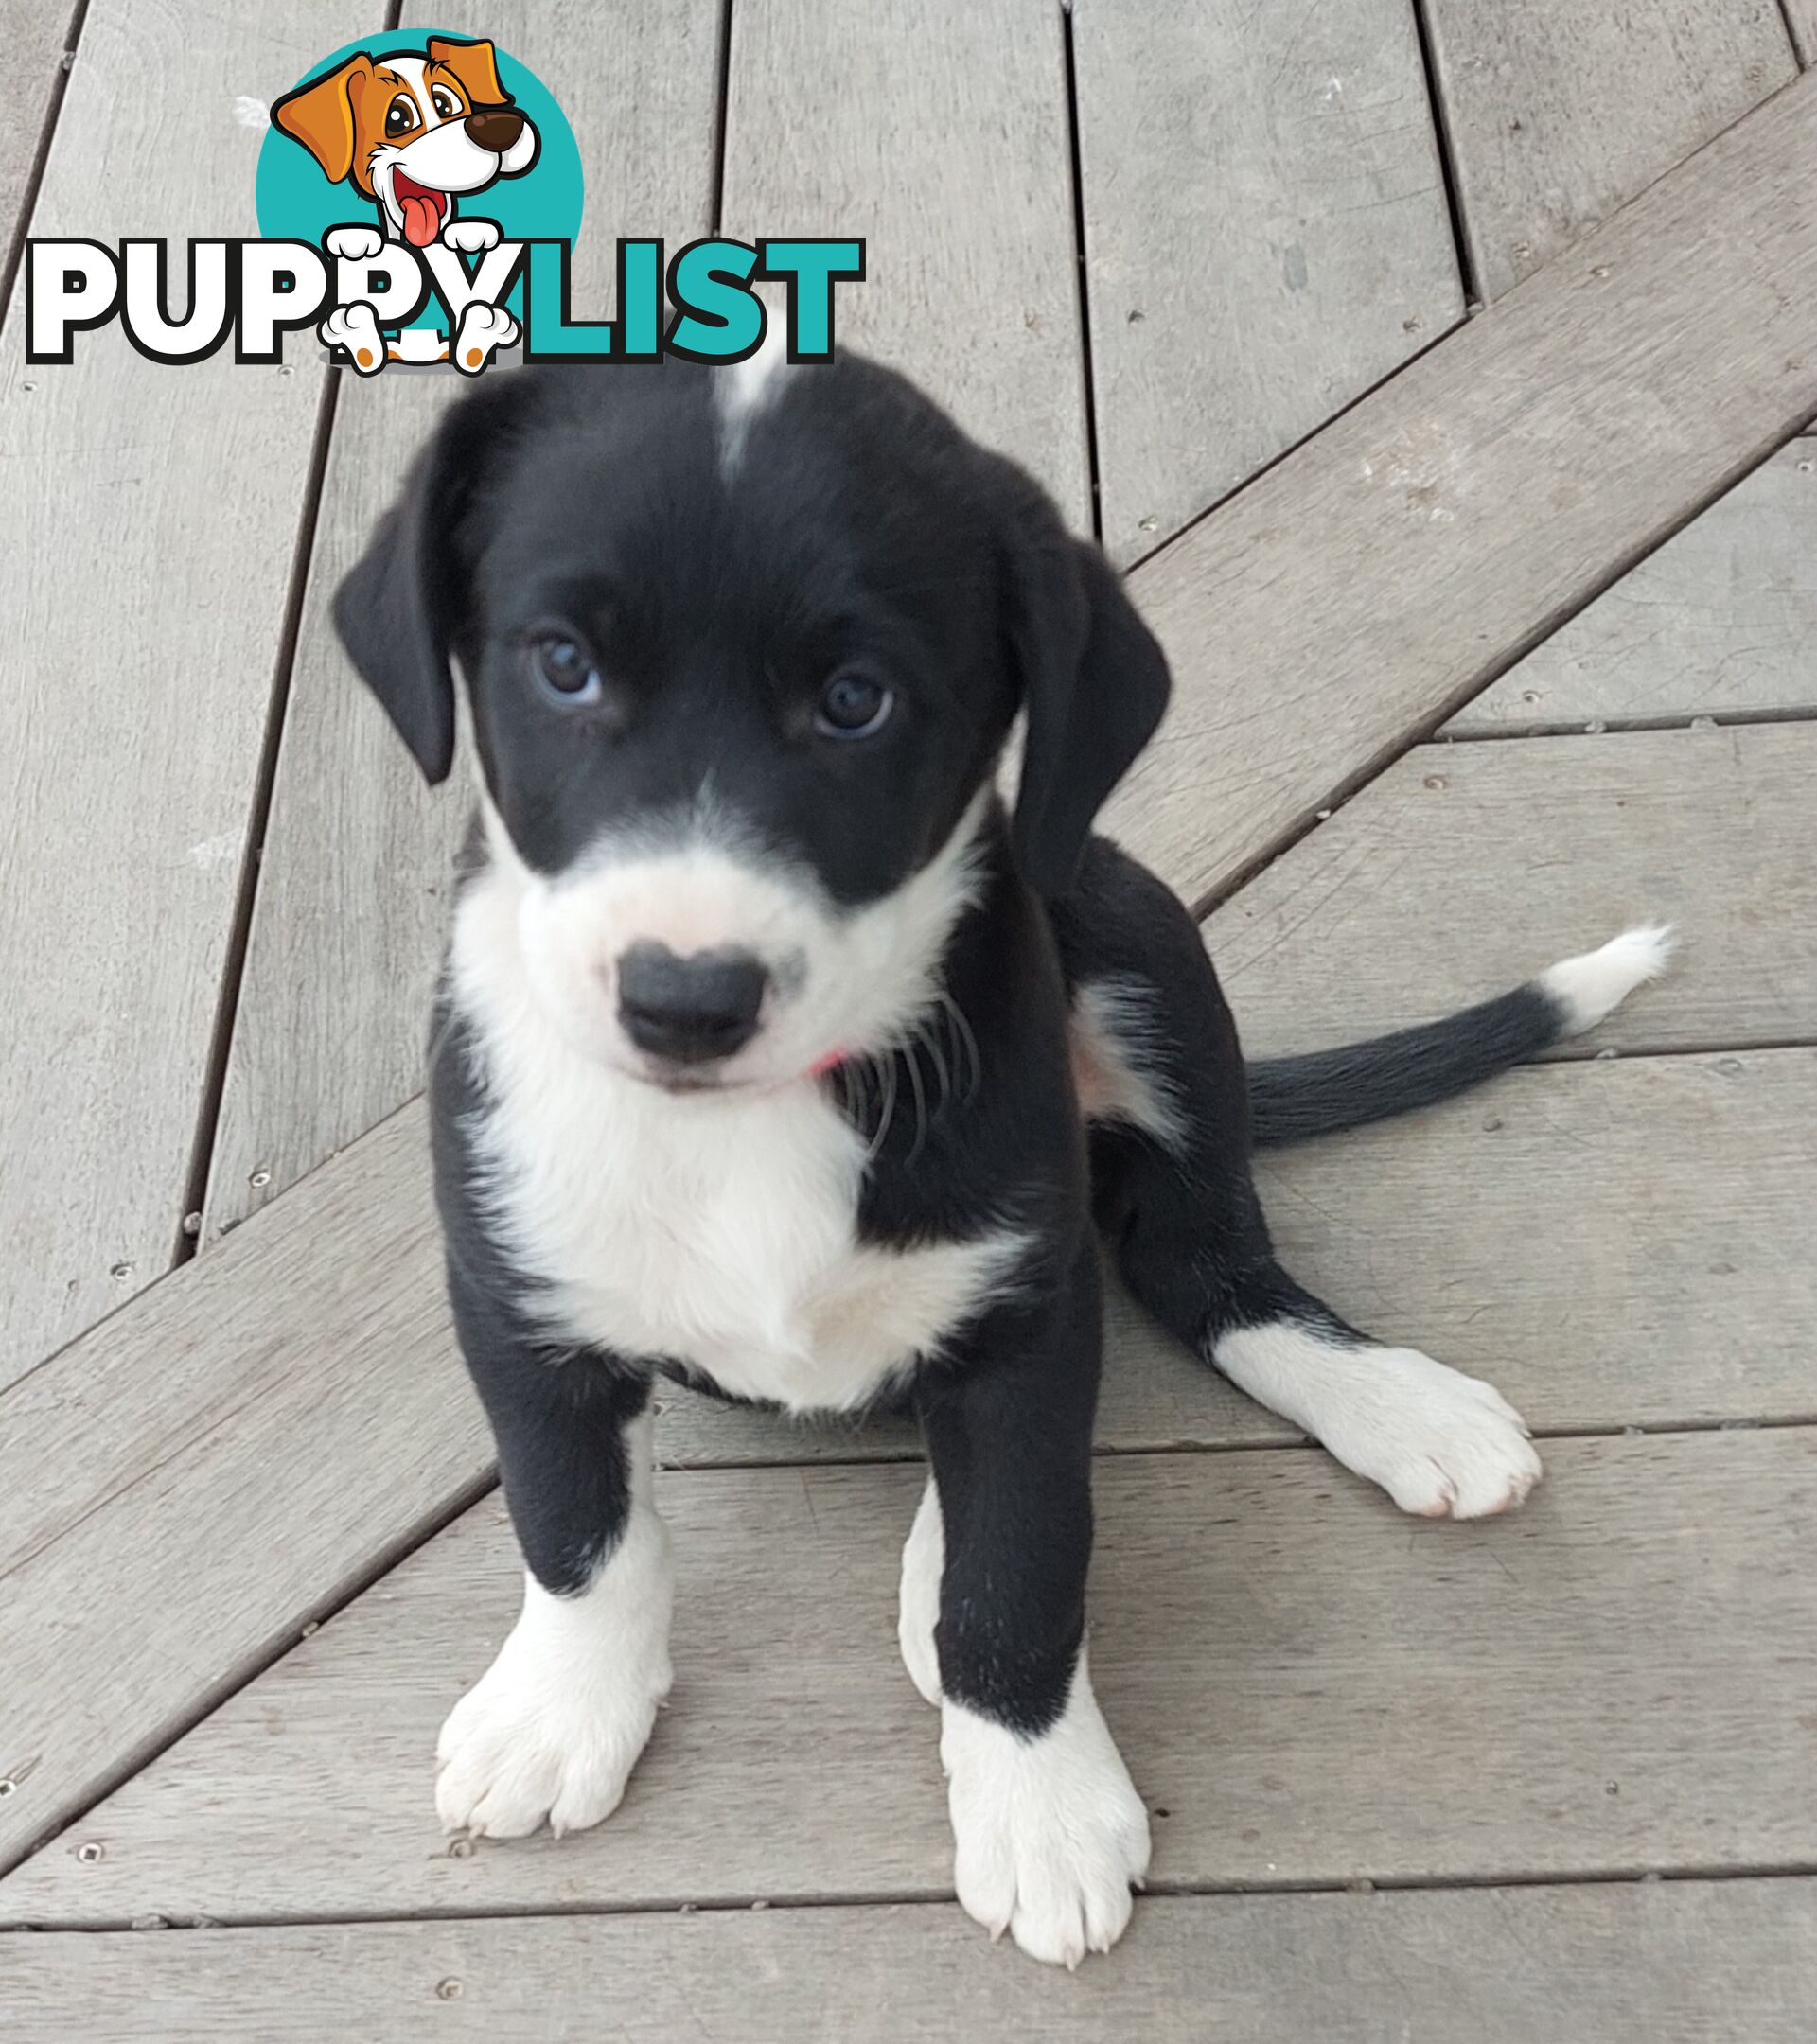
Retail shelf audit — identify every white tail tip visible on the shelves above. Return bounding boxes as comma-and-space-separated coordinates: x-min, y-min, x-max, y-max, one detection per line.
1539, 925, 1676, 1036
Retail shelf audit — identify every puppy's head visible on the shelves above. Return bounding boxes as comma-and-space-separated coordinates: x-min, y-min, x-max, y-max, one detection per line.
273, 37, 538, 246
334, 349, 1170, 1092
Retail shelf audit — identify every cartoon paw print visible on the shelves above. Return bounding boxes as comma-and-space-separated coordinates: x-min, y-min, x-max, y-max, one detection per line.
442, 220, 503, 255
320, 303, 385, 375
453, 301, 519, 376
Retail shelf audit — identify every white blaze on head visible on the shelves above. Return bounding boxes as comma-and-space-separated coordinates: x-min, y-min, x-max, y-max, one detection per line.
714, 310, 793, 476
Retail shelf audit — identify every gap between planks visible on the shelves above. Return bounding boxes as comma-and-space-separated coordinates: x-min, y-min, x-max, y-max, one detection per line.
17, 1860, 1817, 1938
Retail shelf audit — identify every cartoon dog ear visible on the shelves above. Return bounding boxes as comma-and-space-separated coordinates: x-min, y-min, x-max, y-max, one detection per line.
1002, 510, 1172, 898
272, 53, 374, 185
427, 35, 510, 108
331, 381, 519, 784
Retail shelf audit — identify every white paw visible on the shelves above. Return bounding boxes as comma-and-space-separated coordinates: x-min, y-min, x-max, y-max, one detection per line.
452, 300, 519, 375
232, 96, 270, 132
442, 217, 502, 254
1215, 1322, 1543, 1519
897, 1479, 944, 1707
1316, 1347, 1542, 1518
325, 224, 383, 261
941, 1659, 1150, 1968
435, 1561, 672, 1841
318, 303, 384, 375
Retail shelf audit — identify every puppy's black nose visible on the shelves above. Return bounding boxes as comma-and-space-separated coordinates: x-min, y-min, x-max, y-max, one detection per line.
617, 943, 767, 1066
465, 107, 525, 152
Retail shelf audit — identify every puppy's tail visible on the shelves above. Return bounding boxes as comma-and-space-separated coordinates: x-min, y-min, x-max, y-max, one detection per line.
1245, 925, 1674, 1148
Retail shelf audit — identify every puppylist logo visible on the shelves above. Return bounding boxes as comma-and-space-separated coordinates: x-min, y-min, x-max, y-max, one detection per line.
24, 30, 862, 374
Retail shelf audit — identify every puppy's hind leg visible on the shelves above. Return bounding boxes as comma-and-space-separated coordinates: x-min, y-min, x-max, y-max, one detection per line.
1054, 838, 1540, 1520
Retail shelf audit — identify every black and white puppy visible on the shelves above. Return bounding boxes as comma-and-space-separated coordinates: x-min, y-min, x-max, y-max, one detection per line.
333, 343, 1669, 1967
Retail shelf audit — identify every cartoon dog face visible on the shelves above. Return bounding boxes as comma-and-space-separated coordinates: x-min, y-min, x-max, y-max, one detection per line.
273, 36, 539, 247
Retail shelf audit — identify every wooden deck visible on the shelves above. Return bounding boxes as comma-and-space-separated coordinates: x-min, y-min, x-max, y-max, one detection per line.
3, 4, 1815, 2036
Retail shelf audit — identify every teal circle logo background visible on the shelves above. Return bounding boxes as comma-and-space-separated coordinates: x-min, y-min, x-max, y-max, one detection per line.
255, 30, 582, 329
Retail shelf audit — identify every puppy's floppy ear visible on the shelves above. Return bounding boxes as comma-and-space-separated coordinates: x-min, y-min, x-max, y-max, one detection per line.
332, 388, 506, 784
427, 35, 510, 107
1003, 518, 1172, 897
272, 53, 373, 185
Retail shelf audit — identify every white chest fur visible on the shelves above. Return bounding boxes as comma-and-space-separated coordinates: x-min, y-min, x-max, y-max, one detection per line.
450, 864, 1026, 1414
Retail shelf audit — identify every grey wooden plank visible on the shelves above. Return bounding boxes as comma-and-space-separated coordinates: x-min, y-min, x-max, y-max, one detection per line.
1101, 69, 1817, 910
1074, 0, 1463, 565
7, 1881, 1817, 2043
0, 0, 379, 1386
0, 1, 71, 260
1200, 1050, 1817, 1434
7, 1429, 1809, 1922
1791, 3, 1817, 67
1210, 721, 1817, 1055
201, 0, 723, 1242
0, 1104, 489, 1878
1445, 439, 1817, 733
1423, 0, 1794, 303
9, 1039, 1813, 1871
721, 0, 1089, 529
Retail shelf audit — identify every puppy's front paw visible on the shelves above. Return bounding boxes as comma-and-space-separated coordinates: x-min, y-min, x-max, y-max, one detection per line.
325, 223, 383, 261
452, 300, 519, 375
1315, 1346, 1543, 1519
318, 303, 384, 374
442, 218, 502, 254
941, 1662, 1150, 1968
435, 1570, 672, 1840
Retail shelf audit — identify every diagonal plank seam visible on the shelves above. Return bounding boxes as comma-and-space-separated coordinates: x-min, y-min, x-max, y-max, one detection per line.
1060, 0, 1105, 542
1118, 79, 1817, 585
168, 0, 408, 1275
1408, 0, 1482, 309
1178, 423, 1817, 922
1180, 406, 1817, 924
171, 373, 347, 1271
706, 0, 733, 234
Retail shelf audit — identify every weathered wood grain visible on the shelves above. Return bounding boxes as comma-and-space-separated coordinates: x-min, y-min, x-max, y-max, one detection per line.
1789, 3, 1817, 66
721, 0, 1089, 528
1445, 439, 1817, 732
202, 0, 724, 1242
8, 1880, 1817, 2043
7, 1429, 1808, 1922
1422, 0, 1794, 302
1102, 69, 1817, 910
0, 0, 377, 1387
0, 1105, 488, 1878
1073, 0, 1462, 563
0, 1, 72, 265
1210, 722, 1817, 1055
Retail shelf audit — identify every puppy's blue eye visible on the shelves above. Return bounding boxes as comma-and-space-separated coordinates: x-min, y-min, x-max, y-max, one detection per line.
816, 672, 892, 739
529, 635, 602, 705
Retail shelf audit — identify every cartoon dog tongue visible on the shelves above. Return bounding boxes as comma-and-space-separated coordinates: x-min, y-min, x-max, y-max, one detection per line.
399, 189, 442, 247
